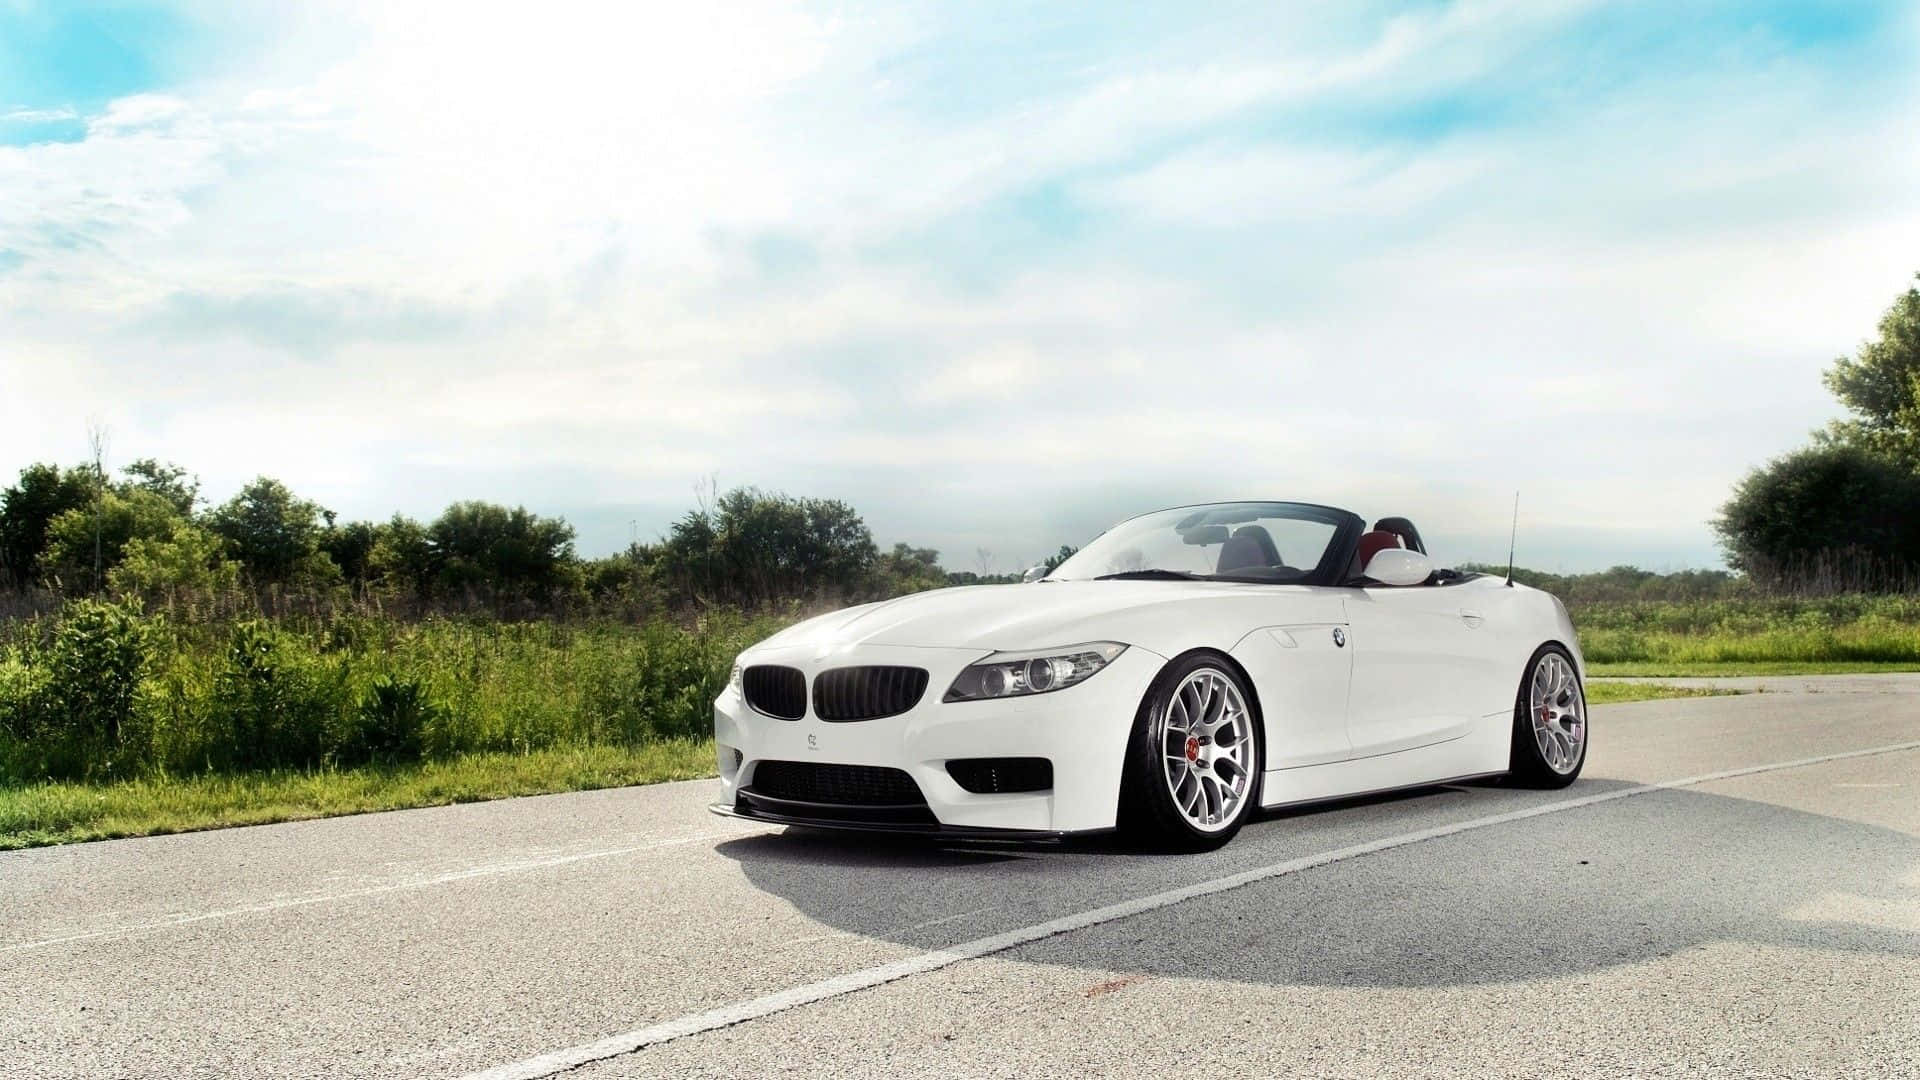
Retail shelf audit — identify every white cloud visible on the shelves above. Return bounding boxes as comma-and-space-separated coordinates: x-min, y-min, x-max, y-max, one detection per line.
3, 1, 1919, 567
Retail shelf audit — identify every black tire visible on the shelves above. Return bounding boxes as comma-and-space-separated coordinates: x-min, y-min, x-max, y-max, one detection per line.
1118, 652, 1263, 852
1508, 643, 1588, 788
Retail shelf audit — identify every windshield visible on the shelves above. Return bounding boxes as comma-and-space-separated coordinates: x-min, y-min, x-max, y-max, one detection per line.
1048, 502, 1347, 583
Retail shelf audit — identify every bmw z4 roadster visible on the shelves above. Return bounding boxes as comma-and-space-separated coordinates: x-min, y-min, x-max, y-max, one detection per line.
710, 501, 1587, 850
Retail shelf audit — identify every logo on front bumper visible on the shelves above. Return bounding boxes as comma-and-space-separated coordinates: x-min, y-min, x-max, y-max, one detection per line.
807, 733, 819, 751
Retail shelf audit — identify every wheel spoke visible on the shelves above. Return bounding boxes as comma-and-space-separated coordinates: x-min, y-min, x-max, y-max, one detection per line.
1211, 712, 1238, 744
1178, 773, 1201, 816
1199, 680, 1222, 728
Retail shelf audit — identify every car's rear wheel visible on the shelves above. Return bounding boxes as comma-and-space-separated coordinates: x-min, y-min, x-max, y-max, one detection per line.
1508, 644, 1587, 788
1120, 653, 1261, 851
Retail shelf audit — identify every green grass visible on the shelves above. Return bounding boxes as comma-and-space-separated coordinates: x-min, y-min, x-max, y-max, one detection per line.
0, 740, 717, 850
1587, 660, 1920, 677
1583, 681, 1744, 704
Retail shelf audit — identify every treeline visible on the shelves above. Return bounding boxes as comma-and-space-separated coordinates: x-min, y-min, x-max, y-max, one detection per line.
0, 466, 1025, 617
1458, 564, 1741, 606
1714, 273, 1920, 593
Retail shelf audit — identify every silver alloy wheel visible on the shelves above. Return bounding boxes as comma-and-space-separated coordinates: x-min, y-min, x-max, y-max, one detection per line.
1530, 652, 1587, 774
1157, 667, 1255, 832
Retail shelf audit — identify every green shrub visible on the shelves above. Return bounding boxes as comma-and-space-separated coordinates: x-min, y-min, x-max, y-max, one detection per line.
211, 621, 351, 770
107, 520, 242, 605
0, 647, 44, 776
343, 675, 438, 764
10, 600, 152, 779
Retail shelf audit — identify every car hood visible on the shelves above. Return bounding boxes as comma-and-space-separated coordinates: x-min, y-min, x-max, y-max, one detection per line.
750, 580, 1335, 658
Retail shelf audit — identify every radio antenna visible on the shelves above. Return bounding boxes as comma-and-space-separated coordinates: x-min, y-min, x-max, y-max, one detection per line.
1505, 491, 1519, 587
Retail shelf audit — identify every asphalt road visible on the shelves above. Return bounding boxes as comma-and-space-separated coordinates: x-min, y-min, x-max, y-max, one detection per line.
4, 677, 1917, 1079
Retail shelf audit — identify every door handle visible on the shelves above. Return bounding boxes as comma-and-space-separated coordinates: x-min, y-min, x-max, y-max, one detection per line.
1459, 609, 1485, 628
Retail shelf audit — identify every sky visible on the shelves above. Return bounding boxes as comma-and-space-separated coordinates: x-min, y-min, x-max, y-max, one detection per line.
3, 1, 1919, 574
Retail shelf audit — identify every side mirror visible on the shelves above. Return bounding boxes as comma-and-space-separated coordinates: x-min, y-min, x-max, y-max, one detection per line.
1022, 565, 1049, 583
1365, 547, 1433, 586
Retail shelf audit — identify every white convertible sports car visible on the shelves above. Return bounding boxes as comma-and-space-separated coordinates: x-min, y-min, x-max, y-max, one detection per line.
710, 501, 1587, 850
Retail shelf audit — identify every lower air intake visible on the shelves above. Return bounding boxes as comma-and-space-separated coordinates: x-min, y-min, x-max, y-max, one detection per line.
740, 760, 936, 826
946, 757, 1054, 794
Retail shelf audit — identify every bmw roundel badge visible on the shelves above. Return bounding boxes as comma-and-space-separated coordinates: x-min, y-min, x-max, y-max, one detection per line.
1332, 627, 1347, 648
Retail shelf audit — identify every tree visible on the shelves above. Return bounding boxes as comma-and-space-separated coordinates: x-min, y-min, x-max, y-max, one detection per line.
320, 520, 382, 586
1822, 274, 1920, 464
428, 501, 577, 596
655, 487, 877, 606
1042, 544, 1080, 572
107, 520, 242, 601
1714, 444, 1920, 589
207, 477, 335, 584
1715, 273, 1920, 591
366, 515, 435, 597
120, 459, 200, 516
876, 543, 948, 595
0, 463, 94, 586
581, 543, 662, 606
38, 489, 184, 588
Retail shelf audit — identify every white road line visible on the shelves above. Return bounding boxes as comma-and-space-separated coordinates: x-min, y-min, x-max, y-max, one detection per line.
1, 830, 755, 954
462, 739, 1920, 1080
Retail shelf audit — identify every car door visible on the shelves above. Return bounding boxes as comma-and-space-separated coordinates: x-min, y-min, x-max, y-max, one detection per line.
1341, 584, 1490, 758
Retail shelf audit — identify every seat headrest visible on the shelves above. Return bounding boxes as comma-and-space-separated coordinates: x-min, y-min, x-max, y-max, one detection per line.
1217, 525, 1283, 573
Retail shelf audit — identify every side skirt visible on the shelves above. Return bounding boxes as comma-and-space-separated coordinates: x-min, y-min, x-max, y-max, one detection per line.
1259, 717, 1511, 809
1259, 770, 1508, 813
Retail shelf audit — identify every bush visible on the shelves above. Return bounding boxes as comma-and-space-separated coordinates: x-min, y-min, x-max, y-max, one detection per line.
38, 489, 184, 591
11, 600, 151, 779
211, 621, 349, 770
344, 675, 438, 764
107, 520, 243, 606
0, 647, 44, 775
1714, 444, 1920, 592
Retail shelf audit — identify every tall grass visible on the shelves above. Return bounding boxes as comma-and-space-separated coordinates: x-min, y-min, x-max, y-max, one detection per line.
1571, 594, 1920, 666
0, 602, 788, 784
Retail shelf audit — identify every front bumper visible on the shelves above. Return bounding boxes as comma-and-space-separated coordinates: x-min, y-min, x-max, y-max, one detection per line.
712, 642, 1166, 833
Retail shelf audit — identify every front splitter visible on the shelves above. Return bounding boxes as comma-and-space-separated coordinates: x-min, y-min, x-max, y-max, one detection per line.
707, 802, 1110, 843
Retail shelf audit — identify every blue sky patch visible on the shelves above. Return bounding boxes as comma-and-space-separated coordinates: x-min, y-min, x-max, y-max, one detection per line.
0, 2, 196, 115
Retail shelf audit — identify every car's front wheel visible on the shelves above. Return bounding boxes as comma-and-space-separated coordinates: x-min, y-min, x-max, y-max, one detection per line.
1508, 644, 1588, 787
1119, 653, 1261, 851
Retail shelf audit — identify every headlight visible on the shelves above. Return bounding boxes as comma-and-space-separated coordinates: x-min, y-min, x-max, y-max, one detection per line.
944, 642, 1127, 702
